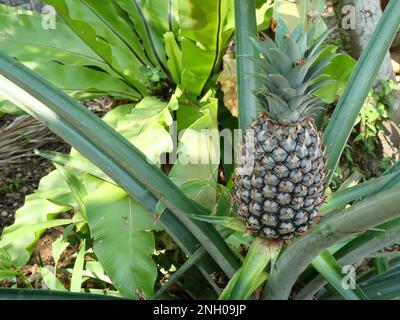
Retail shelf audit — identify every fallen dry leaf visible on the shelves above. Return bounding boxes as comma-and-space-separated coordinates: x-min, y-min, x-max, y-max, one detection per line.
218, 48, 238, 117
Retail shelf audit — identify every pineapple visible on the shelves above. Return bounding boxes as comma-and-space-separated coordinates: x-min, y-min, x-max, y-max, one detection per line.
233, 25, 333, 240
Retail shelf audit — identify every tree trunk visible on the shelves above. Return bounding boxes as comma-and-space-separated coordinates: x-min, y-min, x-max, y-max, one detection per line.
333, 0, 394, 80
333, 0, 400, 122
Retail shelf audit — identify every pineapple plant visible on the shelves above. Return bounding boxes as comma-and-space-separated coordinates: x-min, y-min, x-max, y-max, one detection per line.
233, 25, 334, 240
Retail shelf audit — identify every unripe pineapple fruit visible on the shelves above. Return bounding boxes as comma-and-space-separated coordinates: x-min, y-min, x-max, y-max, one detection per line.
233, 25, 334, 240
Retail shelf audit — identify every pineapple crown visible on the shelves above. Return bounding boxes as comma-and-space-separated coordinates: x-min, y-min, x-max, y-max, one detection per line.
250, 21, 335, 124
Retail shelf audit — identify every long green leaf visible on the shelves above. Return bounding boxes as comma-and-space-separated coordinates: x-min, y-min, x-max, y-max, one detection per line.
234, 0, 259, 128
323, 258, 400, 300
0, 52, 239, 277
263, 188, 400, 300
320, 173, 400, 215
295, 221, 400, 300
70, 239, 86, 293
220, 238, 280, 300
311, 250, 368, 300
0, 288, 123, 300
154, 247, 207, 299
323, 0, 400, 180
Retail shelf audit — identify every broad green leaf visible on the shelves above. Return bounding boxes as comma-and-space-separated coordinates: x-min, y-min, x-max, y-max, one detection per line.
312, 250, 368, 300
179, 0, 233, 95
51, 236, 69, 267
34, 169, 79, 207
84, 261, 112, 284
314, 54, 356, 104
44, 0, 148, 95
101, 103, 135, 129
0, 99, 25, 115
85, 182, 158, 299
73, 0, 153, 66
22, 61, 140, 100
0, 219, 77, 248
170, 98, 220, 209
164, 32, 182, 84
0, 249, 13, 270
0, 249, 18, 281
0, 5, 110, 70
0, 195, 68, 267
0, 5, 136, 100
144, 0, 179, 35
256, 1, 273, 31
55, 164, 87, 220
37, 151, 114, 185
116, 96, 174, 164
35, 152, 226, 282
70, 239, 86, 293
181, 39, 216, 96
40, 267, 67, 292
0, 270, 19, 281
179, 0, 230, 51
113, 0, 168, 74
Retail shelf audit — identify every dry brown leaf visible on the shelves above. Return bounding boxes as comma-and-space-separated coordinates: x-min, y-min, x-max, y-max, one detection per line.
218, 49, 238, 117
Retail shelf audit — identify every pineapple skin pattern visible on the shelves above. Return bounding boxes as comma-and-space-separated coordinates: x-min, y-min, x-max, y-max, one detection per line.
233, 24, 332, 240
234, 114, 327, 240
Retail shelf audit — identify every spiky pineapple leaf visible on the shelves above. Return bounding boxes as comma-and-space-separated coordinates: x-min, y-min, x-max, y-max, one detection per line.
323, 0, 400, 179
273, 0, 327, 38
220, 237, 281, 300
312, 250, 368, 300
